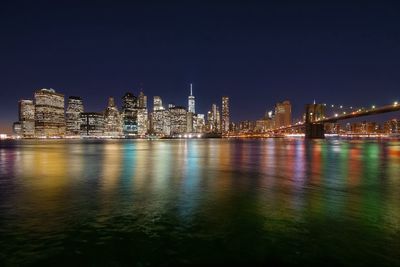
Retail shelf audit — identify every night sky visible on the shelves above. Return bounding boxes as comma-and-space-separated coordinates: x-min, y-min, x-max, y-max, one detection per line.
1, 0, 400, 133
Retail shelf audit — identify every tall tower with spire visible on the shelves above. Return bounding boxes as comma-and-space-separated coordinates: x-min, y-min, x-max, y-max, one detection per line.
188, 83, 195, 113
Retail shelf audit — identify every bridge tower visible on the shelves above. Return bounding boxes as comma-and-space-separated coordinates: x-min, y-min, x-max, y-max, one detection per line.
305, 103, 326, 139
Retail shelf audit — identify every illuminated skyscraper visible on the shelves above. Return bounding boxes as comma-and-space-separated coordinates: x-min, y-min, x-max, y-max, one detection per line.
151, 109, 165, 135
274, 100, 291, 128
222, 96, 230, 134
188, 83, 195, 113
153, 96, 164, 111
66, 96, 84, 136
195, 114, 205, 133
134, 91, 148, 136
187, 112, 194, 133
137, 108, 148, 136
138, 91, 147, 108
169, 106, 187, 135
122, 92, 138, 136
104, 97, 122, 137
13, 122, 22, 136
162, 110, 171, 136
18, 99, 35, 138
34, 88, 66, 137
80, 112, 104, 136
207, 104, 221, 133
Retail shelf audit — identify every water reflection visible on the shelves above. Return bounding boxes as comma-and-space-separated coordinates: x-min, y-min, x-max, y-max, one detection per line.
0, 139, 399, 266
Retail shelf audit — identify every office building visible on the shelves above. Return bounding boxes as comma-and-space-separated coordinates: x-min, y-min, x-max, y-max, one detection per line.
187, 112, 194, 133
138, 91, 147, 108
222, 96, 230, 134
80, 112, 104, 136
103, 97, 122, 137
13, 122, 22, 136
153, 96, 164, 111
66, 96, 84, 136
137, 108, 148, 136
151, 109, 165, 135
195, 114, 205, 133
274, 101, 291, 128
18, 99, 35, 138
207, 104, 221, 133
188, 83, 195, 113
122, 92, 138, 136
169, 106, 187, 134
34, 88, 66, 137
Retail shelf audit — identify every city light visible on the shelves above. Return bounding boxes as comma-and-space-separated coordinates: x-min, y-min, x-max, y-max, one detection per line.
9, 88, 400, 139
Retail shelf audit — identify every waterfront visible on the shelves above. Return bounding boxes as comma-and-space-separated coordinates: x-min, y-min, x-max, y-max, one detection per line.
0, 139, 399, 266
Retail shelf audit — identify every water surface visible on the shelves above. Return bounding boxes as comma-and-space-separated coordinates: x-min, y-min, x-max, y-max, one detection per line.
0, 139, 399, 266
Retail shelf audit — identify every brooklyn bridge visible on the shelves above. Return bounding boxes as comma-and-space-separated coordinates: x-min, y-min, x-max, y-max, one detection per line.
268, 101, 400, 138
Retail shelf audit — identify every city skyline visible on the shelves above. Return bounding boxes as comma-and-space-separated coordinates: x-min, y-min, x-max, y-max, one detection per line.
1, 1, 400, 133
8, 86, 400, 139
1, 2, 400, 266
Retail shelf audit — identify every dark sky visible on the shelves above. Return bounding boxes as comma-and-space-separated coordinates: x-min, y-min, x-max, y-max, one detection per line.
1, 0, 400, 133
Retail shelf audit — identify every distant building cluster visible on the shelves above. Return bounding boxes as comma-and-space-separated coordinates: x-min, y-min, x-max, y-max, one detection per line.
13, 86, 231, 138
232, 100, 400, 136
233, 100, 292, 133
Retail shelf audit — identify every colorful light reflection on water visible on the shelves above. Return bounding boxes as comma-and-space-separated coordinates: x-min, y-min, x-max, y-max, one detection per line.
0, 139, 399, 266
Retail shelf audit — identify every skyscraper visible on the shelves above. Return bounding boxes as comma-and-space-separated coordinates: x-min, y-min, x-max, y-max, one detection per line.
138, 91, 147, 108
207, 104, 221, 133
274, 101, 291, 128
222, 96, 230, 134
186, 112, 193, 133
137, 108, 148, 136
80, 112, 105, 136
151, 109, 165, 135
153, 96, 164, 111
169, 106, 187, 135
18, 99, 35, 138
104, 97, 122, 137
66, 96, 84, 136
195, 114, 205, 133
34, 88, 66, 137
188, 83, 195, 113
122, 92, 138, 136
136, 91, 148, 136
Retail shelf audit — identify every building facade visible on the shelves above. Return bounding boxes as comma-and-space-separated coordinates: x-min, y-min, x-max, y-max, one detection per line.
122, 92, 138, 136
34, 88, 66, 137
153, 96, 164, 111
103, 97, 122, 137
80, 112, 104, 136
137, 108, 148, 136
188, 83, 195, 113
207, 104, 221, 133
222, 96, 230, 134
66, 96, 84, 136
169, 106, 187, 135
138, 91, 147, 108
274, 101, 291, 128
18, 99, 35, 138
151, 109, 165, 135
